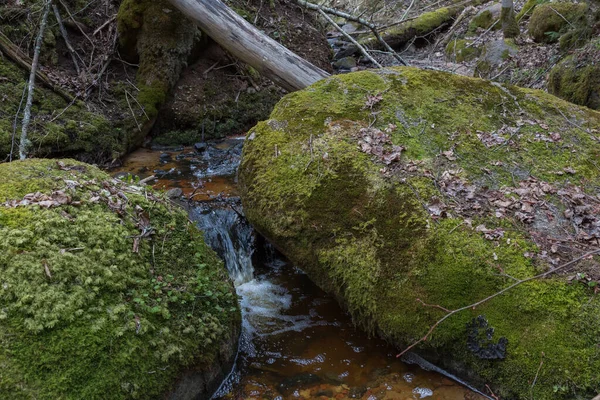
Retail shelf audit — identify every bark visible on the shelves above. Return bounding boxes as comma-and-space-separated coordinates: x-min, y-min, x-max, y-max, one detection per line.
165, 0, 329, 91
20, 1, 51, 160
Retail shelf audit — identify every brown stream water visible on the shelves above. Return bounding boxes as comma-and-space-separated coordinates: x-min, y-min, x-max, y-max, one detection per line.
115, 139, 487, 400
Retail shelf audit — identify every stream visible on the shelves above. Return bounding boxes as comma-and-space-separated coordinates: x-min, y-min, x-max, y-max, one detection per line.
115, 138, 486, 400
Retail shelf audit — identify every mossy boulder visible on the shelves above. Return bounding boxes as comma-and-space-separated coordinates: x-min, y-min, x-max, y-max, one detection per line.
528, 2, 588, 43
239, 67, 600, 399
0, 159, 240, 399
474, 39, 518, 78
445, 39, 481, 62
469, 3, 501, 32
548, 38, 600, 110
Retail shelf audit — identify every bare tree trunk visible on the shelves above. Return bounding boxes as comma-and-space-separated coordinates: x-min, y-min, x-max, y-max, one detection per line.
165, 0, 329, 91
501, 0, 519, 38
19, 0, 51, 160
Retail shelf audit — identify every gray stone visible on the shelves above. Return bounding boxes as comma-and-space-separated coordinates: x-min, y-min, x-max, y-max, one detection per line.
166, 188, 184, 198
333, 56, 357, 70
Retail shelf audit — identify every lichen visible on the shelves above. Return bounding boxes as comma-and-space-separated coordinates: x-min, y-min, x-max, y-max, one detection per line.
239, 67, 600, 399
0, 159, 239, 399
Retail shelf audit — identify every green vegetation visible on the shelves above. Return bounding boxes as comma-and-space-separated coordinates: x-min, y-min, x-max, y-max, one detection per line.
0, 58, 120, 162
445, 39, 480, 62
528, 2, 588, 43
117, 0, 201, 120
469, 10, 496, 32
548, 38, 600, 110
0, 159, 239, 399
240, 67, 600, 399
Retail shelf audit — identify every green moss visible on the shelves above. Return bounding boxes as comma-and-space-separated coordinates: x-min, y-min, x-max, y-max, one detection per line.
469, 10, 495, 32
445, 39, 480, 62
240, 67, 600, 399
360, 5, 465, 49
500, 6, 520, 38
0, 58, 122, 162
528, 2, 588, 43
117, 0, 200, 137
0, 159, 239, 399
516, 0, 544, 21
548, 38, 600, 110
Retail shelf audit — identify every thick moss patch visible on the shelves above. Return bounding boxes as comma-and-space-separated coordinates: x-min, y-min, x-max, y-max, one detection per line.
239, 67, 600, 399
0, 159, 239, 399
528, 2, 587, 43
548, 38, 600, 110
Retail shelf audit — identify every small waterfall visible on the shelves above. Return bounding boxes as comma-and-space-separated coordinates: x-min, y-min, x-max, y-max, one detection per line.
190, 201, 255, 285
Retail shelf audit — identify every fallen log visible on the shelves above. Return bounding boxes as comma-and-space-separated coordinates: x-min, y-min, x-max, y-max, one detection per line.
165, 0, 329, 91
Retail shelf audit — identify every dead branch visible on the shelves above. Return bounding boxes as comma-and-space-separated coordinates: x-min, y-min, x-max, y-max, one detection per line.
52, 3, 81, 75
318, 9, 382, 68
0, 32, 74, 102
20, 0, 51, 160
295, 0, 408, 66
397, 249, 600, 358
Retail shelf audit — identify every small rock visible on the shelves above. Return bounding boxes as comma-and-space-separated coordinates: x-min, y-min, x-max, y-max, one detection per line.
194, 142, 207, 152
159, 153, 172, 162
166, 188, 183, 199
334, 56, 357, 70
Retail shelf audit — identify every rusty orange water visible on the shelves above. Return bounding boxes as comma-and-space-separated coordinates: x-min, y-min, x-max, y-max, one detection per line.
115, 142, 488, 400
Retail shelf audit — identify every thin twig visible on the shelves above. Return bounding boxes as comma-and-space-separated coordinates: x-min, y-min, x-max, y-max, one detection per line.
20, 0, 51, 160
295, 0, 407, 65
318, 9, 382, 68
397, 249, 600, 358
52, 2, 80, 75
10, 83, 27, 162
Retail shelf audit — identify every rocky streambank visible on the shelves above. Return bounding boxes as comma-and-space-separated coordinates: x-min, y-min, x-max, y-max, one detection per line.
239, 66, 600, 399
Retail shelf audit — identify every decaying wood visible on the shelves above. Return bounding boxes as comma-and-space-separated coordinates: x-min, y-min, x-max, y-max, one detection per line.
0, 32, 74, 102
20, 0, 51, 160
362, 1, 476, 51
165, 0, 329, 91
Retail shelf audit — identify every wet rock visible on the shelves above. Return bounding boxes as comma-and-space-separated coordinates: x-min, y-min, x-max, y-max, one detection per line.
347, 386, 367, 398
194, 142, 207, 152
166, 188, 184, 198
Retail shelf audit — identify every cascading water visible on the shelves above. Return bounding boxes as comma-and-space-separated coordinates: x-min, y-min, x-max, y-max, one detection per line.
115, 139, 486, 400
190, 202, 255, 286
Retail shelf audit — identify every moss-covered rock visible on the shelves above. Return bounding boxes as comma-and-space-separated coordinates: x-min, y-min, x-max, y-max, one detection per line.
469, 3, 501, 33
528, 2, 588, 43
445, 39, 480, 62
474, 39, 518, 78
239, 67, 600, 399
0, 159, 240, 399
548, 38, 600, 110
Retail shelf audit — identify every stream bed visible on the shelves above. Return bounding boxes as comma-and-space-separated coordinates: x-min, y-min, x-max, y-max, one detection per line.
114, 139, 486, 400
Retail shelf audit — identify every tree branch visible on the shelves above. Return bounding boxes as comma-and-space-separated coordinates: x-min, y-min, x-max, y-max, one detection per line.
397, 249, 600, 358
317, 9, 382, 68
20, 0, 51, 160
